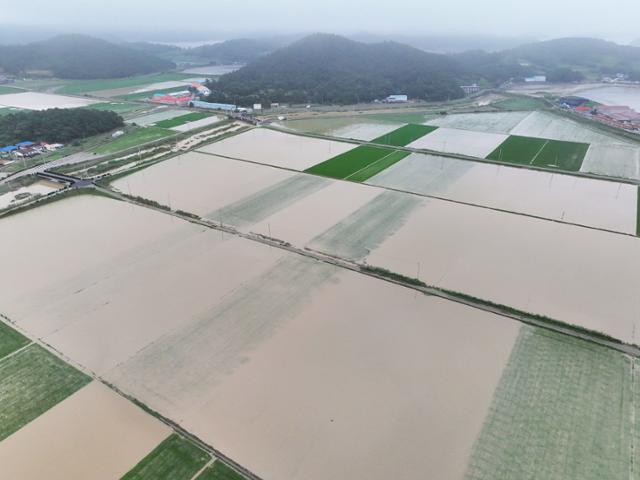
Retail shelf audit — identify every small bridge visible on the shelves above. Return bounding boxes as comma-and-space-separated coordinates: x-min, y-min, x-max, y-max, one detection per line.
37, 171, 93, 188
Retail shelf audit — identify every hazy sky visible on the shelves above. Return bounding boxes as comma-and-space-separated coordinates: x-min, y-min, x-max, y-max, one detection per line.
2, 0, 639, 42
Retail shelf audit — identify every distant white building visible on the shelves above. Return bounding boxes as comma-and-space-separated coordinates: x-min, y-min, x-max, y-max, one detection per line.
112, 130, 125, 138
460, 84, 481, 95
253, 103, 263, 111
385, 94, 408, 103
524, 75, 547, 83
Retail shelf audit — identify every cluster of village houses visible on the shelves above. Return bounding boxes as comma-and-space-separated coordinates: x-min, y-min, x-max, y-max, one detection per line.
0, 141, 64, 165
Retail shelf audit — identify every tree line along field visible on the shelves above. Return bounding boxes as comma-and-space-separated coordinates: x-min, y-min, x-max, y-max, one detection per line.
486, 135, 590, 171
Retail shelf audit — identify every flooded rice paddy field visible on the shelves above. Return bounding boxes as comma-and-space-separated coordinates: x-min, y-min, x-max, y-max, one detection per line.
407, 127, 509, 158
0, 381, 170, 480
197, 127, 354, 170
0, 179, 62, 210
126, 108, 189, 126
0, 193, 528, 480
282, 116, 403, 141
0, 91, 99, 110
367, 152, 638, 234
171, 115, 222, 132
577, 85, 640, 111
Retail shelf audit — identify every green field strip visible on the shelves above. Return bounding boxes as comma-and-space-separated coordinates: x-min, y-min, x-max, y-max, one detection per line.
121, 434, 210, 480
465, 326, 634, 480
155, 112, 212, 129
371, 124, 438, 146
346, 150, 411, 182
487, 135, 589, 172
92, 127, 174, 154
118, 86, 190, 101
305, 145, 400, 180
56, 73, 196, 95
0, 86, 25, 95
0, 344, 91, 441
197, 461, 247, 480
0, 321, 30, 360
533, 139, 589, 171
486, 135, 548, 165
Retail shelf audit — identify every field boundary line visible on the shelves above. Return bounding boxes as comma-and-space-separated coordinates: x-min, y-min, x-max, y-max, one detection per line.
529, 139, 549, 165
191, 458, 215, 480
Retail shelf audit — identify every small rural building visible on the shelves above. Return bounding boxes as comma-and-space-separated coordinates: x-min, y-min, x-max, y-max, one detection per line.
460, 84, 481, 95
525, 75, 547, 83
385, 95, 408, 103
190, 100, 237, 112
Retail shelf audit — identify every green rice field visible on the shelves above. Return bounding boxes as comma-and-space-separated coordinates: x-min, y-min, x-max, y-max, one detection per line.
118, 86, 190, 102
121, 434, 210, 480
305, 145, 408, 181
487, 135, 589, 171
0, 86, 24, 95
197, 461, 246, 480
0, 344, 91, 441
86, 102, 150, 115
465, 326, 634, 480
155, 112, 212, 129
0, 321, 30, 360
92, 127, 174, 154
371, 124, 437, 146
58, 73, 195, 95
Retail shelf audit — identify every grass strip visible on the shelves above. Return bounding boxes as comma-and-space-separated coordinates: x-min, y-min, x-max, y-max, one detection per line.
0, 345, 91, 441
121, 434, 210, 480
371, 124, 438, 146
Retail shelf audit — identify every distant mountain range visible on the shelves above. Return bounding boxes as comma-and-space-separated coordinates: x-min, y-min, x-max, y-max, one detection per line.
205, 34, 640, 106
0, 35, 175, 79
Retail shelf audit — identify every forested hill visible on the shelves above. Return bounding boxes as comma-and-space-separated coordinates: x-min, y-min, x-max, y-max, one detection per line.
0, 109, 124, 145
504, 38, 640, 80
190, 38, 287, 63
207, 34, 470, 105
0, 35, 175, 79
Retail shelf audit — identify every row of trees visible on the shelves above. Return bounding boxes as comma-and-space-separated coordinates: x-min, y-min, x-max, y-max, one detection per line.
0, 108, 124, 145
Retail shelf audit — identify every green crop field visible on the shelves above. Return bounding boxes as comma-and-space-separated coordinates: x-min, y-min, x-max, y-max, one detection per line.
86, 102, 150, 115
118, 86, 191, 102
533, 139, 589, 171
306, 145, 408, 181
56, 73, 195, 95
0, 321, 30, 360
92, 127, 174, 154
371, 124, 437, 146
347, 150, 410, 182
0, 86, 24, 95
465, 327, 634, 480
0, 344, 91, 441
486, 135, 548, 164
155, 112, 212, 129
487, 135, 588, 172
122, 434, 210, 480
368, 111, 438, 124
197, 461, 247, 480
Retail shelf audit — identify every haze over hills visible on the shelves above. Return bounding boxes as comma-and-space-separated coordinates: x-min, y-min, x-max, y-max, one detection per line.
0, 35, 175, 79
